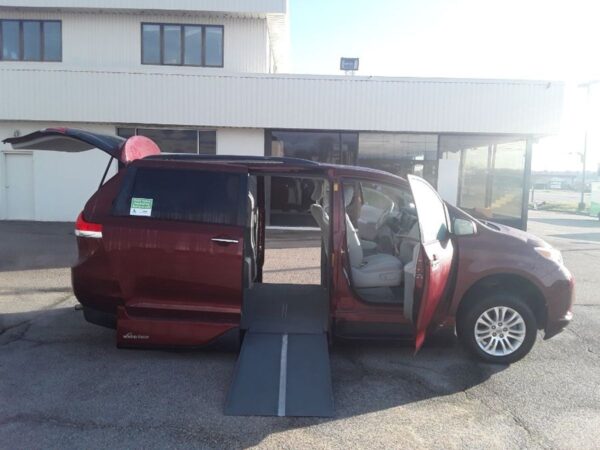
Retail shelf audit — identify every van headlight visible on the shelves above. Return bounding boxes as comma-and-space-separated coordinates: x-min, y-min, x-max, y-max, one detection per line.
534, 246, 563, 265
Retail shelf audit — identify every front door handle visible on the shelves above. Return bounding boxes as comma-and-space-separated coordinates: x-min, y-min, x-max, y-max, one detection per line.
211, 237, 239, 245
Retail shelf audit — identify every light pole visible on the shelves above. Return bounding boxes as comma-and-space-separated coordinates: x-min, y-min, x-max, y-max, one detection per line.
578, 80, 599, 211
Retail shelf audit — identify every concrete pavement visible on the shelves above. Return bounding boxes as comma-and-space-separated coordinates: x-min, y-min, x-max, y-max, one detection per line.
1, 211, 599, 449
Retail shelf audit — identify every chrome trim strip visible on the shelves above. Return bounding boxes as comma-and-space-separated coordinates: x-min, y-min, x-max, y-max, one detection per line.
211, 238, 239, 244
75, 230, 102, 238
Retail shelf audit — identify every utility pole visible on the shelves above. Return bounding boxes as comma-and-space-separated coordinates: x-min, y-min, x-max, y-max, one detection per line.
578, 80, 599, 211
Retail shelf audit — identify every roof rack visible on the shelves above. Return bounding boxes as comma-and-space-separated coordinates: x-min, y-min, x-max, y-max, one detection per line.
145, 154, 322, 166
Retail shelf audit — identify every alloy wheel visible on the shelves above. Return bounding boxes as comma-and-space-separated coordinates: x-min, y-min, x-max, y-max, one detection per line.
474, 306, 526, 356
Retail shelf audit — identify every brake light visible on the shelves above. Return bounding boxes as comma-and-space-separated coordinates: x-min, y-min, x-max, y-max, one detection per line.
75, 212, 103, 238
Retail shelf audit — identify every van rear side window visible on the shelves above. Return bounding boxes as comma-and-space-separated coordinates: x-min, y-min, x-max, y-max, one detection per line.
113, 167, 247, 226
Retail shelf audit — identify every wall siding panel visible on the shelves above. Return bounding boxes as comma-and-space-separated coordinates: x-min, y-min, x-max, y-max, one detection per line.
0, 69, 564, 135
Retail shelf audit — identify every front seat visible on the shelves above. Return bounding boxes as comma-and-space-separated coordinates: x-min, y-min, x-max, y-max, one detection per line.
344, 186, 403, 288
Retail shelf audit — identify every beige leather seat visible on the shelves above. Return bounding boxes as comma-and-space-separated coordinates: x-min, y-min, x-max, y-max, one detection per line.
344, 186, 403, 288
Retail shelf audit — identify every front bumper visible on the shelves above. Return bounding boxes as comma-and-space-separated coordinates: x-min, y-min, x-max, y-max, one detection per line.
544, 310, 573, 340
543, 266, 575, 340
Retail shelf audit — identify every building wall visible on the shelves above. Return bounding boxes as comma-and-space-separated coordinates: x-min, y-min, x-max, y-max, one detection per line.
0, 9, 271, 73
217, 128, 264, 156
0, 70, 565, 135
0, 122, 267, 220
0, 0, 288, 15
0, 121, 117, 221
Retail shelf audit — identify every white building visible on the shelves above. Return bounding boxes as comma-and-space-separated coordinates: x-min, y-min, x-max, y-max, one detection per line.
0, 0, 563, 229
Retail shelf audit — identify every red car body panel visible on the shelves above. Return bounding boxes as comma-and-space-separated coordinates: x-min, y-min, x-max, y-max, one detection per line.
3, 129, 575, 350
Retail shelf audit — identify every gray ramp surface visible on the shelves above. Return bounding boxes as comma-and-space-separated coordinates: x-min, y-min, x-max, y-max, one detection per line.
226, 283, 334, 417
224, 332, 282, 416
241, 283, 328, 333
225, 331, 334, 417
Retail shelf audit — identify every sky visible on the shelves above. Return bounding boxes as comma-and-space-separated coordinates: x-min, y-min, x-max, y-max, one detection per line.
289, 0, 600, 172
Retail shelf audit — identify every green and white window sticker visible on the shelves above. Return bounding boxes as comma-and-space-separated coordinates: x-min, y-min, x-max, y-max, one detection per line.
130, 197, 153, 216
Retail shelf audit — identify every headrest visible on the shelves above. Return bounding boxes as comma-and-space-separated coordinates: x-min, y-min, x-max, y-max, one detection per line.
343, 185, 354, 207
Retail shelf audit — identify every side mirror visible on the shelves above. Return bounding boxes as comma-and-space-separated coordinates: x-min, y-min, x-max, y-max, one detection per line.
453, 218, 477, 236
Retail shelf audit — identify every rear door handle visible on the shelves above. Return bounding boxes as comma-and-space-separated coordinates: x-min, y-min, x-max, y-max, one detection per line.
211, 237, 239, 244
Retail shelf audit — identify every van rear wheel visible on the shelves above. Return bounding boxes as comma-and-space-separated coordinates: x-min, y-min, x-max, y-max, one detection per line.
457, 293, 537, 364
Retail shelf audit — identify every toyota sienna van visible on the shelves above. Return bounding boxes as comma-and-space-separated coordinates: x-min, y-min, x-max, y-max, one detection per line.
5, 128, 575, 365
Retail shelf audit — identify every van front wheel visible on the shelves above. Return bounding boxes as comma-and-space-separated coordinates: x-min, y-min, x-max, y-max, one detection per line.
457, 293, 537, 364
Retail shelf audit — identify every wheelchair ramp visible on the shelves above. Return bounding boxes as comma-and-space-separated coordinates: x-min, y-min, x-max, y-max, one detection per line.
224, 331, 334, 417
225, 283, 333, 417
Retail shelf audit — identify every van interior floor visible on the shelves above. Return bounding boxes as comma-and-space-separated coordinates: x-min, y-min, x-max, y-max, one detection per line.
355, 286, 404, 304
225, 283, 334, 417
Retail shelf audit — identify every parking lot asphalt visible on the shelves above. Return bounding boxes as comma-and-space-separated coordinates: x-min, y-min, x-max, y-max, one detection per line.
1, 211, 599, 449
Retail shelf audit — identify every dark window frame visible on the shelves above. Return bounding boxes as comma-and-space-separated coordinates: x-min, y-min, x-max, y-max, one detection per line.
0, 19, 62, 62
116, 127, 217, 155
141, 22, 224, 68
112, 166, 248, 227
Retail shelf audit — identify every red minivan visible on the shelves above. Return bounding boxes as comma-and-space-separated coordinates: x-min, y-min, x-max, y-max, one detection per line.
5, 129, 574, 366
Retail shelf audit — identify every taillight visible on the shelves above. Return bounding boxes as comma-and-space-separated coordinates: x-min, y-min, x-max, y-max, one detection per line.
75, 212, 103, 239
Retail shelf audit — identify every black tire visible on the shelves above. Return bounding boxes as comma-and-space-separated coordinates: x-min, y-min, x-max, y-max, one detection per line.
457, 292, 537, 364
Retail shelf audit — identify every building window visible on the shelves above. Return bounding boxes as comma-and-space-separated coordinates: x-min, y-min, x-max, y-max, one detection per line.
358, 133, 439, 186
266, 130, 359, 227
117, 128, 217, 155
141, 23, 223, 67
440, 135, 528, 228
0, 20, 61, 61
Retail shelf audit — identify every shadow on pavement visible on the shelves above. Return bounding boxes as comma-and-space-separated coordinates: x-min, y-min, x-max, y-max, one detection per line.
0, 221, 77, 272
0, 305, 506, 448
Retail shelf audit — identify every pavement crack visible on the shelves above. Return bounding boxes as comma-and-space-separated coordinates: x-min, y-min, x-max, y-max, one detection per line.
0, 321, 32, 346
564, 327, 599, 358
462, 385, 550, 448
0, 294, 74, 347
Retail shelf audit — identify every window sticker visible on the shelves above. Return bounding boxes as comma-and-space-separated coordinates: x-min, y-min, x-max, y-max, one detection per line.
130, 197, 153, 216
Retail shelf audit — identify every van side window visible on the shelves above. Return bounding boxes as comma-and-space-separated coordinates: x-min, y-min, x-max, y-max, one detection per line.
410, 177, 448, 243
113, 167, 246, 226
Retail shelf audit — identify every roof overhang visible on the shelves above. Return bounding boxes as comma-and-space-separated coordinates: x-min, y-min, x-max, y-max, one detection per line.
0, 0, 287, 15
0, 69, 564, 136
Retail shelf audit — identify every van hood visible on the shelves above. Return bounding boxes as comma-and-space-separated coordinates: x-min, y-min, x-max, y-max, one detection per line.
481, 220, 550, 248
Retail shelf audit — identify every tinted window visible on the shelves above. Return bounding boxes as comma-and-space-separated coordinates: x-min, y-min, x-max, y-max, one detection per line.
410, 177, 448, 243
204, 26, 223, 66
1, 20, 61, 61
358, 133, 438, 186
141, 23, 223, 67
23, 21, 41, 60
42, 21, 61, 61
198, 130, 217, 155
137, 128, 197, 153
114, 168, 246, 226
184, 25, 202, 65
1, 20, 20, 60
116, 128, 217, 155
163, 25, 181, 64
142, 24, 160, 64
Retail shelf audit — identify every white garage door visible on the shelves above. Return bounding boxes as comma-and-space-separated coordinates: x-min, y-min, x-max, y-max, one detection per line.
5, 152, 34, 220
